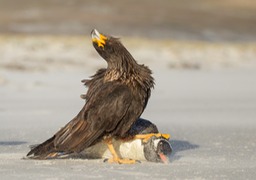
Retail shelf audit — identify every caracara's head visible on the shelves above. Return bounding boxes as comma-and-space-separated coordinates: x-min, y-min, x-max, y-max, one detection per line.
91, 29, 133, 65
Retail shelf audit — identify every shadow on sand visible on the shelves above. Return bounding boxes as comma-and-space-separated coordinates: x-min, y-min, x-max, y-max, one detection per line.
0, 141, 27, 146
170, 139, 199, 161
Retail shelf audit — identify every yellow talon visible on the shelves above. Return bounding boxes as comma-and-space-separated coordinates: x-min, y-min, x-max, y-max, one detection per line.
161, 133, 170, 140
135, 133, 171, 143
104, 137, 137, 164
106, 158, 137, 164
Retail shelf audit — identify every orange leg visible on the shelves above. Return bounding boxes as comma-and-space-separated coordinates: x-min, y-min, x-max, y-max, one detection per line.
104, 138, 137, 164
135, 133, 170, 143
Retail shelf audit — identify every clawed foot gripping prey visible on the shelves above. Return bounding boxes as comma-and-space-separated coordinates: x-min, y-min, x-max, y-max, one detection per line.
104, 138, 138, 164
102, 133, 171, 164
26, 29, 172, 165
135, 133, 170, 143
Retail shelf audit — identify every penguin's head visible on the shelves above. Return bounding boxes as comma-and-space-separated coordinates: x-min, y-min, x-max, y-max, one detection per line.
143, 136, 172, 164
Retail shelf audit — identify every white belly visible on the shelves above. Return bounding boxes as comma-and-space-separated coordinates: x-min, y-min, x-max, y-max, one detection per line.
79, 139, 146, 161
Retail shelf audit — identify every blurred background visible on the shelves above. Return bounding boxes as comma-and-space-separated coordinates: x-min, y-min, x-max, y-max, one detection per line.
0, 0, 256, 72
1, 0, 256, 41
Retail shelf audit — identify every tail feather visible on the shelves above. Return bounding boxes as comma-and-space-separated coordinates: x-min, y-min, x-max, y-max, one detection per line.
27, 136, 56, 159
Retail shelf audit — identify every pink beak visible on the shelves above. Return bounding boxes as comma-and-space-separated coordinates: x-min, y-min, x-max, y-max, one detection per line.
159, 153, 170, 164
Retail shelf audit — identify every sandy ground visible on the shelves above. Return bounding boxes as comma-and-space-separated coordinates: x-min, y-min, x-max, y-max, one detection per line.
1, 69, 256, 179
0, 36, 256, 179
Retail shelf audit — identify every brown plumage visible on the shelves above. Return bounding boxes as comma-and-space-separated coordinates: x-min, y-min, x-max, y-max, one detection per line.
27, 29, 154, 160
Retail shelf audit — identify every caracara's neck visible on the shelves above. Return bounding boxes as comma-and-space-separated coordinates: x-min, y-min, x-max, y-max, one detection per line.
103, 45, 154, 89
104, 61, 154, 90
106, 47, 137, 70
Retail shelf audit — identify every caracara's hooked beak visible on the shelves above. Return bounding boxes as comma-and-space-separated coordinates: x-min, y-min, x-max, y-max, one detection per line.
91, 29, 107, 48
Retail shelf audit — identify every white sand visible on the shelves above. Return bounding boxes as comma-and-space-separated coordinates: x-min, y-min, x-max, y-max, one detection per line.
0, 36, 256, 179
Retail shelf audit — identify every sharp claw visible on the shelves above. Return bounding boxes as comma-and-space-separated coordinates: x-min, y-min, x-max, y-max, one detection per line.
161, 134, 170, 140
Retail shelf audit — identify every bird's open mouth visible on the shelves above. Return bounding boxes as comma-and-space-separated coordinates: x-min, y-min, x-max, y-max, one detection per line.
91, 29, 107, 48
159, 153, 170, 164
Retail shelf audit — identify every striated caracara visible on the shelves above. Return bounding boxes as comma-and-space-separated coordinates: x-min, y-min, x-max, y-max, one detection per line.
27, 29, 169, 164
30, 118, 172, 163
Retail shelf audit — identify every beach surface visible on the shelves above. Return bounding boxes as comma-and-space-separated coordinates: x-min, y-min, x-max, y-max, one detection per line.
0, 35, 256, 179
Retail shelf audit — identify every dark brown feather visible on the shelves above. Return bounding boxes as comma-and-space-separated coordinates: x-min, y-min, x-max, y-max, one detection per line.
27, 31, 154, 159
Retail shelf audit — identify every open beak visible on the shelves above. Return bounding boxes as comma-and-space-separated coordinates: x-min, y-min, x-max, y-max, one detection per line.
159, 153, 170, 164
91, 29, 107, 48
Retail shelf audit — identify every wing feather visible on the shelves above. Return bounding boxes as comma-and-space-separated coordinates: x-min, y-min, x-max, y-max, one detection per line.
52, 83, 132, 153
